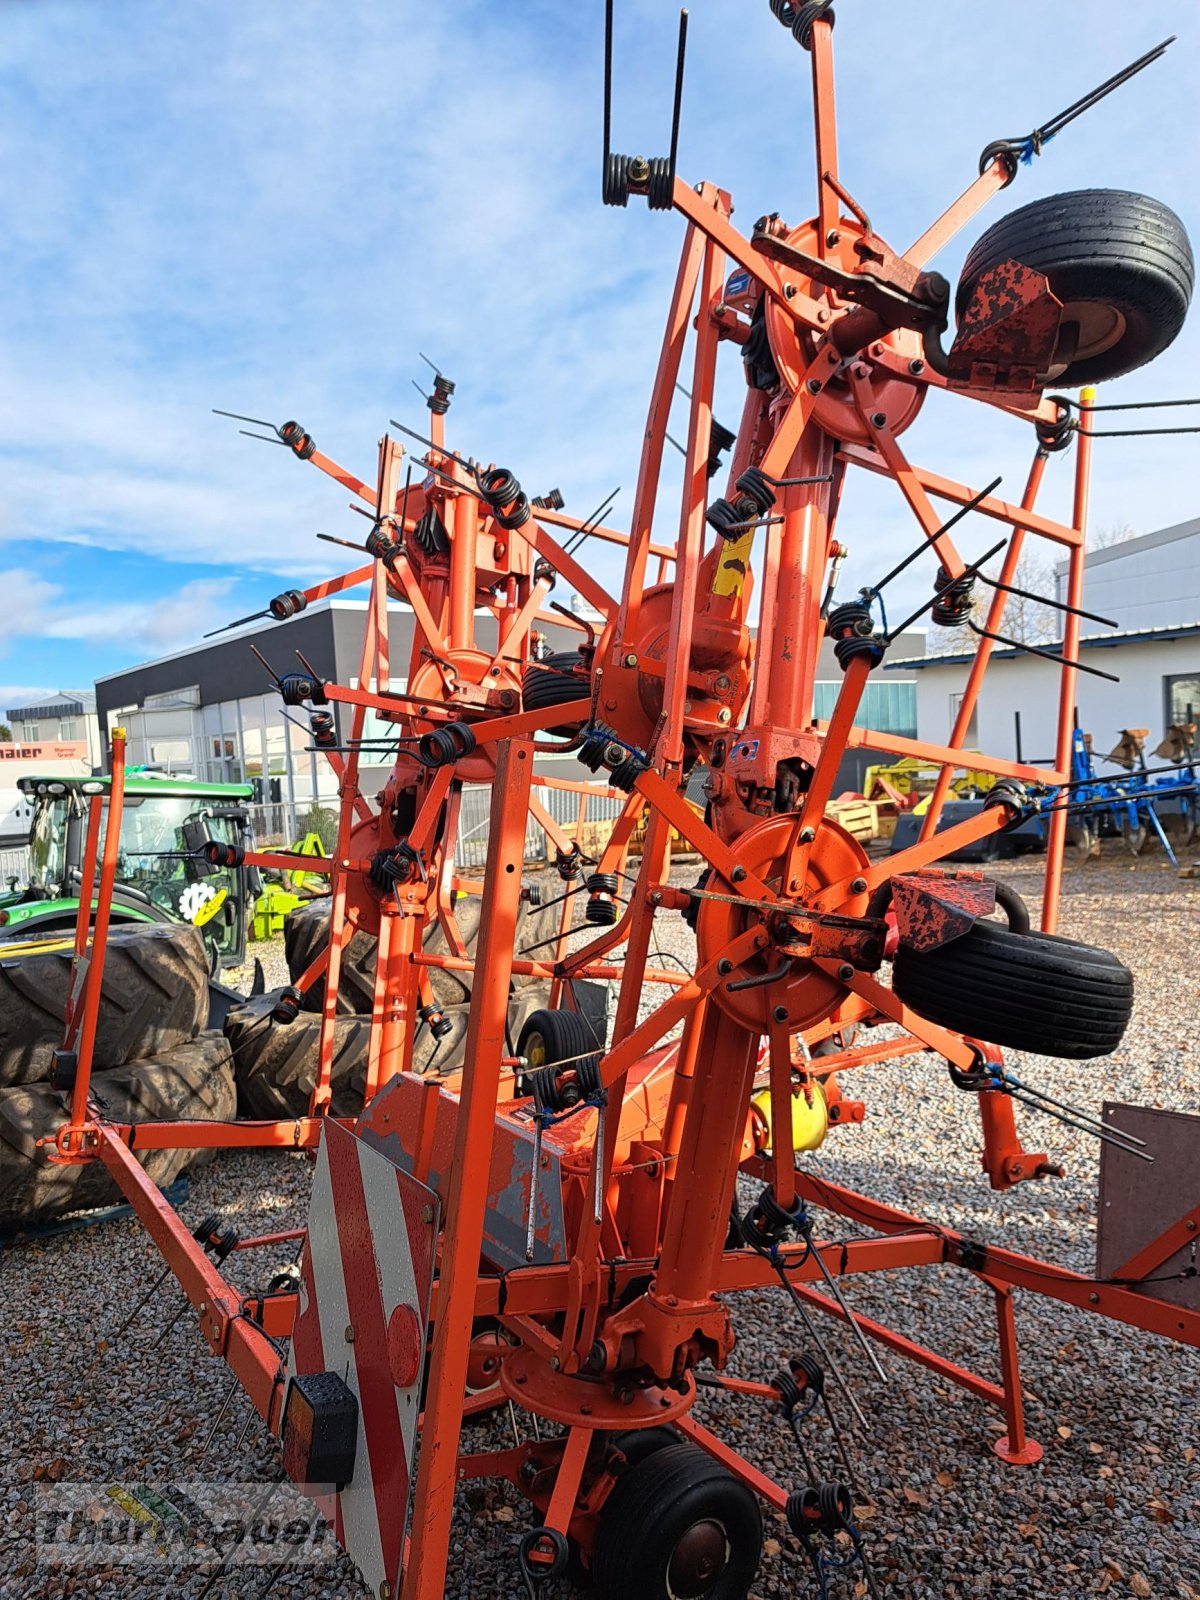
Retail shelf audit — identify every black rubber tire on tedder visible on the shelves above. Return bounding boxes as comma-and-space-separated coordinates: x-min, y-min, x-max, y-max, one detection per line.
517, 1007, 601, 1072
956, 189, 1193, 387
522, 651, 591, 736
0, 923, 209, 1089
892, 918, 1133, 1060
592, 1441, 763, 1600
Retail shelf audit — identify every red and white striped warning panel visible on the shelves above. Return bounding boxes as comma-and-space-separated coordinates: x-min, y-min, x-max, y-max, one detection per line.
285, 1118, 440, 1598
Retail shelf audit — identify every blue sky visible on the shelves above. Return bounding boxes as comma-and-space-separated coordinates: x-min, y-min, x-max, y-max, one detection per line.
0, 0, 1196, 708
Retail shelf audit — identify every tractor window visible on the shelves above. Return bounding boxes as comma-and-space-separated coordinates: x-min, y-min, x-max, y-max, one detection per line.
117, 796, 244, 958
28, 796, 73, 893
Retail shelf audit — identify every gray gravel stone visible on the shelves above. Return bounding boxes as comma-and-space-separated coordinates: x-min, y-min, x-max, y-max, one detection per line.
1, 848, 1197, 1597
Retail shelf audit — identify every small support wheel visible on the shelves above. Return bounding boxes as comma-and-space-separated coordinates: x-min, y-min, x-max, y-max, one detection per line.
517, 1008, 600, 1072
593, 1442, 763, 1600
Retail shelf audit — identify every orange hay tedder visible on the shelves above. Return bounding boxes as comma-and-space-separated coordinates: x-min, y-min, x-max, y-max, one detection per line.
42, 7, 1199, 1597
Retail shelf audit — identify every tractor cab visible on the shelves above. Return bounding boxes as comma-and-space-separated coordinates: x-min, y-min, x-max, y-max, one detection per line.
0, 772, 257, 967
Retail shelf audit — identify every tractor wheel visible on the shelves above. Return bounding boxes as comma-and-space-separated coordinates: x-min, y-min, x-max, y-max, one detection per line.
517, 1007, 603, 1071
892, 919, 1133, 1059
956, 189, 1193, 386
223, 992, 376, 1118
593, 1442, 763, 1600
0, 1031, 234, 1233
0, 924, 209, 1089
283, 898, 475, 1012
1121, 816, 1148, 857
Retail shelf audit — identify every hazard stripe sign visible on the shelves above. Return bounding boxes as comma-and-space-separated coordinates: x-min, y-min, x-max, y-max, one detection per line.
287, 1118, 440, 1597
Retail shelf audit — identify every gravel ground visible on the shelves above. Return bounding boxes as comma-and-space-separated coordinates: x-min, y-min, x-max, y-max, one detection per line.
1, 844, 1198, 1599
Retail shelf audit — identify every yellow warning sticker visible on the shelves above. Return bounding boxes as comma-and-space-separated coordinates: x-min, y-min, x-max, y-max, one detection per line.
711, 530, 754, 597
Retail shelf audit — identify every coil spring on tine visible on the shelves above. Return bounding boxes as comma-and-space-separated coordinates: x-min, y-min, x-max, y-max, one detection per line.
786, 1480, 852, 1540
790, 1352, 825, 1395
418, 1002, 454, 1040
477, 466, 531, 531
930, 566, 976, 628
210, 1227, 241, 1265
1036, 395, 1075, 454
734, 465, 777, 514
269, 589, 307, 620
773, 1366, 805, 1416
365, 525, 400, 564
706, 496, 750, 541
278, 671, 320, 706
608, 756, 648, 792
309, 710, 336, 747
528, 1063, 582, 1116
826, 601, 884, 670
417, 720, 477, 769
555, 844, 582, 882
646, 155, 674, 211
584, 871, 619, 925
603, 151, 632, 207
279, 421, 316, 460
789, 1, 835, 48
193, 1212, 223, 1246
769, 0, 800, 23
428, 374, 455, 415
984, 776, 1029, 814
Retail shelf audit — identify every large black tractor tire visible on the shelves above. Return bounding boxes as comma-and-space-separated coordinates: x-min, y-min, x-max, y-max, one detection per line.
283, 898, 480, 1013
593, 1441, 763, 1600
0, 924, 209, 1090
956, 189, 1193, 386
225, 991, 381, 1118
892, 918, 1133, 1059
0, 1031, 234, 1233
223, 986, 563, 1117
283, 879, 577, 1013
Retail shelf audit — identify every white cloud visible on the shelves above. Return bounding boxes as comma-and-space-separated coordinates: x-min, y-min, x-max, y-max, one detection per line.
0, 0, 1193, 648
0, 567, 235, 656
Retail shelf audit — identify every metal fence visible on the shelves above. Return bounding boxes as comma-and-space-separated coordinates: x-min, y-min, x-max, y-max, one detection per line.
245, 787, 625, 869
246, 801, 303, 847
456, 783, 626, 870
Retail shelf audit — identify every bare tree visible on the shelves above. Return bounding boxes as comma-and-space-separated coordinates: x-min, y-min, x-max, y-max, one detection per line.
1091, 521, 1138, 550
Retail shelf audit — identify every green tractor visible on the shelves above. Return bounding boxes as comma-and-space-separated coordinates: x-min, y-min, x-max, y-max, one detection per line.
0, 772, 259, 969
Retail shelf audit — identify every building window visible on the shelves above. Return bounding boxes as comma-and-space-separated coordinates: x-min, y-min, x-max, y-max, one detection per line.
58, 719, 78, 741
18, 721, 38, 742
949, 692, 979, 747
150, 739, 192, 769
1165, 673, 1200, 730
812, 681, 917, 739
